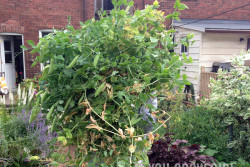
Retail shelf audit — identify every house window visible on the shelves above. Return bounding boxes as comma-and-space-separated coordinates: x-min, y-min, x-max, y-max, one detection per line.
39, 29, 54, 71
39, 29, 54, 38
95, 0, 114, 19
103, 0, 114, 10
180, 37, 189, 54
4, 40, 13, 63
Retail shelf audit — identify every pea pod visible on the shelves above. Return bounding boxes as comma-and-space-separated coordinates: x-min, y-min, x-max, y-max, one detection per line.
46, 101, 59, 120
58, 72, 63, 81
29, 97, 41, 123
78, 93, 85, 104
36, 90, 44, 97
66, 56, 79, 69
64, 95, 73, 111
48, 59, 54, 75
41, 65, 50, 79
51, 116, 57, 132
95, 82, 106, 97
41, 90, 48, 103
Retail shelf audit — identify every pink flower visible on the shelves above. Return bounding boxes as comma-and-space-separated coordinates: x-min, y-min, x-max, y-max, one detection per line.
34, 91, 38, 94
19, 72, 23, 74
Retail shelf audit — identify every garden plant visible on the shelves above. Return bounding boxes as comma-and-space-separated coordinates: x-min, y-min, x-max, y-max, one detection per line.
24, 0, 195, 166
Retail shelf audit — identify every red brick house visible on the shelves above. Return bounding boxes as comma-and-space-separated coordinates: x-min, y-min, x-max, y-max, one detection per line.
0, 0, 94, 91
0, 0, 249, 92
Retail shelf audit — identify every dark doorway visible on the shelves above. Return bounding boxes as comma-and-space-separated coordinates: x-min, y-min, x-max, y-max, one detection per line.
103, 0, 114, 10
14, 36, 24, 84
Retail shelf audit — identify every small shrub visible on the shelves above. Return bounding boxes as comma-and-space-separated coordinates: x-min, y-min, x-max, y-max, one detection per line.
203, 55, 250, 161
148, 133, 216, 167
0, 110, 57, 166
167, 106, 230, 161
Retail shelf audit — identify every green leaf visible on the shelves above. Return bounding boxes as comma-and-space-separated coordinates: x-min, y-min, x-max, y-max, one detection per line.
135, 34, 144, 42
57, 105, 64, 111
27, 40, 35, 47
128, 0, 134, 6
57, 136, 67, 144
95, 82, 106, 97
131, 117, 142, 125
227, 141, 237, 148
178, 4, 188, 11
66, 131, 73, 139
204, 148, 218, 156
31, 59, 39, 68
182, 53, 187, 62
182, 74, 188, 80
20, 45, 28, 50
117, 161, 126, 167
93, 54, 100, 68
174, 0, 188, 10
153, 0, 159, 7
150, 37, 158, 43
104, 151, 107, 157
148, 42, 158, 49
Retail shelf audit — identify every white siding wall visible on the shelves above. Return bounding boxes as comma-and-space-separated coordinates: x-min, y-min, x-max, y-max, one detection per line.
175, 28, 250, 96
174, 27, 202, 95
200, 32, 249, 72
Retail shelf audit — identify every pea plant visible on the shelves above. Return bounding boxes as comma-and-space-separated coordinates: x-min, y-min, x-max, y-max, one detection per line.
25, 0, 192, 166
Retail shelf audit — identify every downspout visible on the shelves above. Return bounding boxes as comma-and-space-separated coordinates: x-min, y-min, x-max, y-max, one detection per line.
142, 0, 145, 9
83, 0, 87, 22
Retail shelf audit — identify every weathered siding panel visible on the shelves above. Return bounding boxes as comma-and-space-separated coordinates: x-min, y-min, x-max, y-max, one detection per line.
200, 32, 249, 72
174, 27, 202, 95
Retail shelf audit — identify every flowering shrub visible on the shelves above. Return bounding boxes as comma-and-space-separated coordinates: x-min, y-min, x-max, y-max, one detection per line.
0, 110, 57, 166
148, 134, 216, 167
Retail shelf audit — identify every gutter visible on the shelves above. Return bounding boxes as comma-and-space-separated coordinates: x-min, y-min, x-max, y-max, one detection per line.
83, 0, 87, 22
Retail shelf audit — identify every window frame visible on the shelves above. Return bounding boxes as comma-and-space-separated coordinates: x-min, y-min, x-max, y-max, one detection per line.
180, 36, 189, 55
39, 29, 54, 71
94, 0, 113, 14
247, 38, 250, 51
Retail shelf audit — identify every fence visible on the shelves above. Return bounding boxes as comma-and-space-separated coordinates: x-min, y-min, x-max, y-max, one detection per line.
200, 66, 218, 97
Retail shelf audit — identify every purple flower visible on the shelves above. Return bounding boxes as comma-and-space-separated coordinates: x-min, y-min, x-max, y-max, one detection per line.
17, 110, 57, 157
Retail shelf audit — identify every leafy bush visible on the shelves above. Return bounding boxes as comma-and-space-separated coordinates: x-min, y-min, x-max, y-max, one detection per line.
167, 106, 230, 161
148, 133, 216, 167
25, 0, 193, 166
203, 55, 250, 161
0, 110, 56, 166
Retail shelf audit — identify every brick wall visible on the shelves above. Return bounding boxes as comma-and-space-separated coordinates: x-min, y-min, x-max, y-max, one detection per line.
0, 0, 94, 78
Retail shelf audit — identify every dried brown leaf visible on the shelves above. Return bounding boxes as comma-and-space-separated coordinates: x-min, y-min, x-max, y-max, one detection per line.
118, 128, 126, 139
125, 127, 135, 137
86, 124, 102, 131
86, 107, 92, 115
148, 132, 154, 144
90, 116, 97, 124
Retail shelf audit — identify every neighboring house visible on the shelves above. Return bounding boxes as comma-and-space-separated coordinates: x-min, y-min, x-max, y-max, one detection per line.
151, 0, 250, 96
174, 19, 250, 95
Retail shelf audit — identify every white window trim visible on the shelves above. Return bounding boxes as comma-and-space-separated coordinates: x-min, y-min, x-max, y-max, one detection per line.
180, 36, 189, 56
39, 29, 54, 71
95, 0, 104, 14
